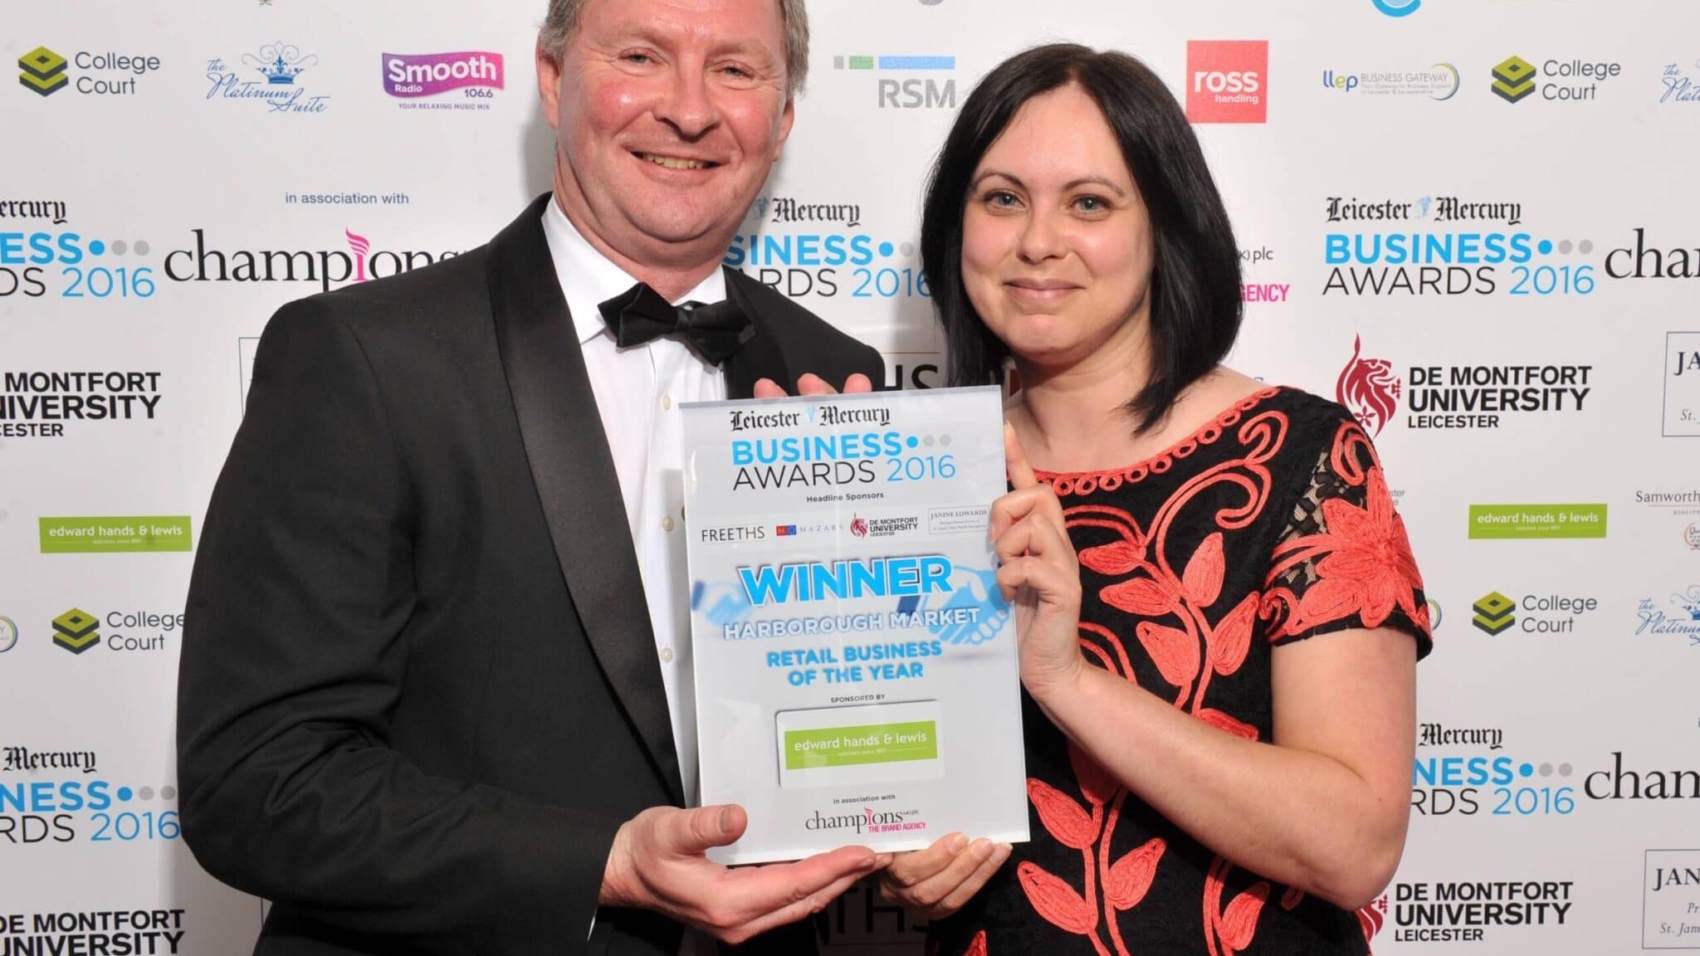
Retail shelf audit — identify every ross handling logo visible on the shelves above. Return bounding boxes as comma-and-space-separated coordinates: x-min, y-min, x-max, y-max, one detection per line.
1186, 41, 1268, 124
18, 47, 68, 96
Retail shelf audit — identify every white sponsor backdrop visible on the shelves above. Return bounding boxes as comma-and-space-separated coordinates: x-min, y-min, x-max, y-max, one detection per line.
3, 0, 1698, 954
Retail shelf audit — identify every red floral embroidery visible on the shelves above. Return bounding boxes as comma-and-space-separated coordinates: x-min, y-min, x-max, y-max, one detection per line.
1265, 422, 1431, 639
997, 394, 1422, 956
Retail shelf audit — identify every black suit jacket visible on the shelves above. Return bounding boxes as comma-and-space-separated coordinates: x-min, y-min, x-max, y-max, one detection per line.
177, 195, 886, 956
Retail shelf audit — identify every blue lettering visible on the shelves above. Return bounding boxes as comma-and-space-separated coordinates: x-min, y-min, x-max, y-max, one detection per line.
739, 564, 797, 605
732, 440, 752, 466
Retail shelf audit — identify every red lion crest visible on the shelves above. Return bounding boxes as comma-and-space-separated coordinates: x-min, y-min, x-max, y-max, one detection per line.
1336, 336, 1401, 437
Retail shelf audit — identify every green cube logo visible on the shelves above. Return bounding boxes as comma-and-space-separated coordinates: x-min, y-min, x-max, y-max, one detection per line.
1472, 592, 1516, 635
52, 608, 100, 654
1492, 56, 1536, 104
19, 46, 69, 97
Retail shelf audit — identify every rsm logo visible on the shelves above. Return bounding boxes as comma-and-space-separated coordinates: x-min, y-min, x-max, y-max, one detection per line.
833, 54, 957, 109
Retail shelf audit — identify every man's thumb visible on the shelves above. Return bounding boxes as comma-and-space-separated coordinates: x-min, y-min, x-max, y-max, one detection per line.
676, 804, 747, 853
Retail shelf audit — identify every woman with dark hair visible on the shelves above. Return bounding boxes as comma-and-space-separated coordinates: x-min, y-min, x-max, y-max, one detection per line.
875, 44, 1432, 956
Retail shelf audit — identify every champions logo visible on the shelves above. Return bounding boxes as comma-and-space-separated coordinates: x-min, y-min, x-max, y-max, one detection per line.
1337, 336, 1401, 437
739, 555, 954, 607
164, 228, 460, 292
805, 807, 904, 835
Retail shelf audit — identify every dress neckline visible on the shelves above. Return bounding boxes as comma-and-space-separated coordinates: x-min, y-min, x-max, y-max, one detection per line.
1033, 386, 1285, 497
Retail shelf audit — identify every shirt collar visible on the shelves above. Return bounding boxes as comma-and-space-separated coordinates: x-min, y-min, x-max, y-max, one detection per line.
540, 197, 729, 346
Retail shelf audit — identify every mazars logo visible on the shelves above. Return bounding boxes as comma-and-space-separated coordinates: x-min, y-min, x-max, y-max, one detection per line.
1186, 40, 1268, 124
1337, 336, 1402, 437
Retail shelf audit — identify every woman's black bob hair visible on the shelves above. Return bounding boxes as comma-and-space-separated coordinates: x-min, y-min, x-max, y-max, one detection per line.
920, 43, 1243, 433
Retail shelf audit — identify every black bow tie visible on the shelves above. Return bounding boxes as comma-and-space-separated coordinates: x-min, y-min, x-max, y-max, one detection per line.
596, 281, 754, 367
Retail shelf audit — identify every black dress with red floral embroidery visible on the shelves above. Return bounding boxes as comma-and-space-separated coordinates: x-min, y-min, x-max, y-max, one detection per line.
929, 387, 1433, 956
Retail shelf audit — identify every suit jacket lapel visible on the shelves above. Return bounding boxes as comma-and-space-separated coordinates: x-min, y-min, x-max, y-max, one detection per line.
486, 195, 685, 805
721, 268, 792, 400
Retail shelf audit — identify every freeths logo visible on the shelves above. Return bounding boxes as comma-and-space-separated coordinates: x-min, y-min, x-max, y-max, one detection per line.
18, 47, 68, 96
1337, 336, 1401, 437
382, 52, 503, 108
1492, 56, 1537, 103
833, 54, 956, 109
1372, 0, 1421, 16
51, 608, 99, 654
1472, 592, 1515, 634
1187, 41, 1268, 124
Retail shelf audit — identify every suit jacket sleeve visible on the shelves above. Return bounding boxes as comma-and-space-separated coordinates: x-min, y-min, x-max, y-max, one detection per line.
177, 298, 618, 956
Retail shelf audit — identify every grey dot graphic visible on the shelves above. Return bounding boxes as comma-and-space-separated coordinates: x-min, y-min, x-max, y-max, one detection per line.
134, 240, 151, 255
923, 435, 936, 447
899, 242, 916, 257
1577, 240, 1592, 255
138, 787, 155, 801
110, 240, 128, 256
939, 435, 952, 447
1538, 763, 1552, 777
0, 509, 8, 521
1556, 241, 1571, 255
1558, 763, 1573, 778
161, 786, 178, 801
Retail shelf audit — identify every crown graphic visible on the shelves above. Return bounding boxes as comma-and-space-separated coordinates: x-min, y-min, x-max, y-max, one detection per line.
1677, 589, 1700, 620
244, 43, 317, 85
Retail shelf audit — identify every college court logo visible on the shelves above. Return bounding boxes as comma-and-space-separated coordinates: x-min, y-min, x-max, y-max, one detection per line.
1337, 336, 1401, 437
1492, 56, 1537, 103
51, 608, 99, 654
18, 47, 68, 96
1472, 592, 1515, 635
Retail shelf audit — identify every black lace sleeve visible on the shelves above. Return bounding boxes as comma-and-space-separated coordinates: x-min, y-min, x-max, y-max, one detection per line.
1262, 417, 1433, 659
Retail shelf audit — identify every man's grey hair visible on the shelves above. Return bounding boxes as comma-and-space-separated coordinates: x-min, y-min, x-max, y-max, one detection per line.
540, 0, 810, 97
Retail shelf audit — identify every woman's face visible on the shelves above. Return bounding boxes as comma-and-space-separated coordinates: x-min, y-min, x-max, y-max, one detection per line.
960, 84, 1154, 370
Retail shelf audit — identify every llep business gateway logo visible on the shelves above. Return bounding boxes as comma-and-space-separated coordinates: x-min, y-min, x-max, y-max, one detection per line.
1186, 41, 1267, 124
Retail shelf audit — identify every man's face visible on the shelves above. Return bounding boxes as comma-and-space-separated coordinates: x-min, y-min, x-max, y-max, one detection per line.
538, 0, 795, 270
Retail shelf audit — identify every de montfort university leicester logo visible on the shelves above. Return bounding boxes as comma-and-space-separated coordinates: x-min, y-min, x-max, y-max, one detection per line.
1337, 336, 1402, 438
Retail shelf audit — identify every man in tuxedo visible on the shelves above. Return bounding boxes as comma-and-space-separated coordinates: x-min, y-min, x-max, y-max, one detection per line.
176, 1, 888, 954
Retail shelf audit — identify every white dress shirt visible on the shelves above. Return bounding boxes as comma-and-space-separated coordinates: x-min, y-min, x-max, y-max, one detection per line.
541, 199, 722, 954
541, 197, 724, 804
